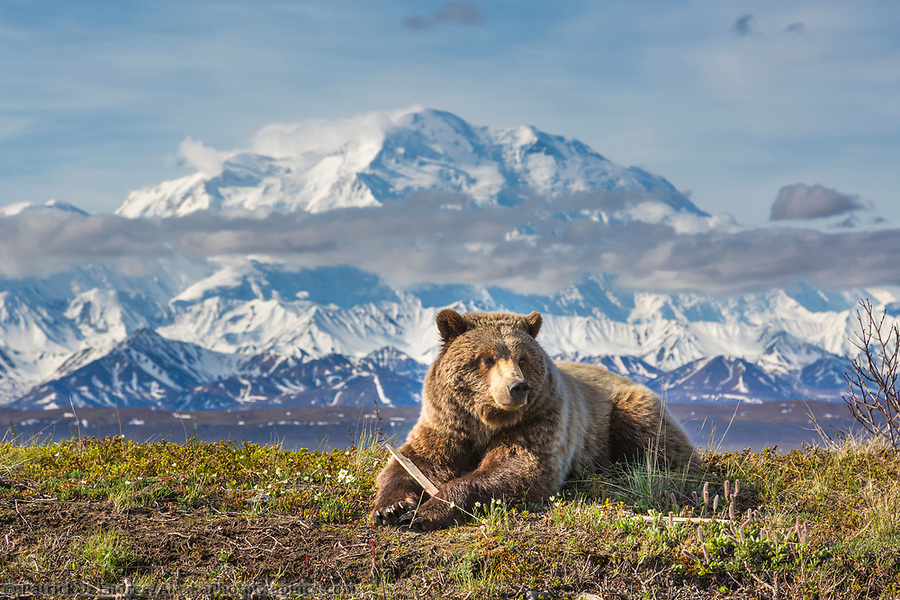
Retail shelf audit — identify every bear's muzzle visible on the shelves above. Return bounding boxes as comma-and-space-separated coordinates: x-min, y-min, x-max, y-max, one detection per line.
507, 380, 530, 404
490, 359, 530, 410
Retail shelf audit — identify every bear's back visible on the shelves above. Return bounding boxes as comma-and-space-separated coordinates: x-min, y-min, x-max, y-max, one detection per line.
552, 361, 620, 473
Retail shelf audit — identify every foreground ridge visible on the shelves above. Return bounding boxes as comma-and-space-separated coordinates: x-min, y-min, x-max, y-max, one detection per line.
1, 436, 898, 598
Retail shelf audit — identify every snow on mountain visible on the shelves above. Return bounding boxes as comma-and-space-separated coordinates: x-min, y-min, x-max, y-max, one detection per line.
0, 347, 14, 380
160, 265, 440, 360
0, 258, 212, 400
184, 347, 427, 411
3, 108, 898, 410
555, 353, 663, 385
798, 355, 849, 401
648, 356, 798, 405
15, 329, 242, 410
15, 328, 427, 411
116, 108, 705, 220
0, 199, 90, 217
2, 255, 893, 410
753, 329, 832, 375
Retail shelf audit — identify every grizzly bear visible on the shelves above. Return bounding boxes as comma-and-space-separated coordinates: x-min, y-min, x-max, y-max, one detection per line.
371, 309, 699, 531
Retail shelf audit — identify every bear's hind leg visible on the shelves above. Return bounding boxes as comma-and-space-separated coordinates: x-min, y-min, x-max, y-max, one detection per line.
608, 387, 699, 470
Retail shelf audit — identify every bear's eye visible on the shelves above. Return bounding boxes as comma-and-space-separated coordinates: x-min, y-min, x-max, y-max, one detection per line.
518, 357, 527, 369
479, 355, 495, 368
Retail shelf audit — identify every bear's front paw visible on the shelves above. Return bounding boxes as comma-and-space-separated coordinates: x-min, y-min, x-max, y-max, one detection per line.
397, 499, 463, 532
371, 500, 417, 526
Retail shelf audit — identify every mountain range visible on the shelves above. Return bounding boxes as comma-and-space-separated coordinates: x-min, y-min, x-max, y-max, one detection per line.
1, 108, 895, 411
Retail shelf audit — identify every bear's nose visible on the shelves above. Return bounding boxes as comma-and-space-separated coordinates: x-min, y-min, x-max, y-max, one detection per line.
507, 380, 530, 402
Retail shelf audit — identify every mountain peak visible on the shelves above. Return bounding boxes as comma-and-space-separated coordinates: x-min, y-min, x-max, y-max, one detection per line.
2, 199, 90, 218
115, 108, 705, 219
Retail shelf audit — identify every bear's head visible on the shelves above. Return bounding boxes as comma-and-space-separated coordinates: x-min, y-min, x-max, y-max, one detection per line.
429, 309, 548, 428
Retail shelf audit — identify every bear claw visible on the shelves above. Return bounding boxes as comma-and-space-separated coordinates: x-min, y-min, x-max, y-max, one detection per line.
372, 501, 416, 526
398, 511, 428, 531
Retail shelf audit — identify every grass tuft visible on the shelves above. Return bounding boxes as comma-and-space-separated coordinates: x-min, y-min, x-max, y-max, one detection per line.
75, 530, 143, 582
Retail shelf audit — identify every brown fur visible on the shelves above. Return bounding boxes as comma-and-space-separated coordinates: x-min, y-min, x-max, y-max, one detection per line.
371, 309, 699, 531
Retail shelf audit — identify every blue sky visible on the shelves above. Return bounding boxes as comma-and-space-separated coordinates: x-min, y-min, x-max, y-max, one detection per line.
1, 0, 898, 228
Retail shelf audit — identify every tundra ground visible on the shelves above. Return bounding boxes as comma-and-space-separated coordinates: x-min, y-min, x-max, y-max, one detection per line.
2, 435, 899, 599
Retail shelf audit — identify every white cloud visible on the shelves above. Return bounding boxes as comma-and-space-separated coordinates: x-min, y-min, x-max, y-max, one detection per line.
249, 108, 418, 160
177, 137, 230, 176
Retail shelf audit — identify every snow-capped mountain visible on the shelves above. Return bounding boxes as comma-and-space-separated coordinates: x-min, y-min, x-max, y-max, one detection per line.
13, 328, 426, 411
1, 107, 896, 411
554, 354, 664, 385
116, 108, 705, 219
0, 199, 90, 217
1, 258, 873, 409
17, 329, 242, 410
798, 356, 851, 401
647, 356, 798, 405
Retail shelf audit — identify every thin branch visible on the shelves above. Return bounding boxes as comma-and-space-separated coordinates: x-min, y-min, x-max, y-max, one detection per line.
843, 299, 900, 448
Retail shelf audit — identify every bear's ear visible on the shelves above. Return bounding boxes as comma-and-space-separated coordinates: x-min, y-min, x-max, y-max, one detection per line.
436, 309, 468, 345
523, 311, 542, 339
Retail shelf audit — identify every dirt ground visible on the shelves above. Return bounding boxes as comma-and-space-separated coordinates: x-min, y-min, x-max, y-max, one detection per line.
1, 497, 708, 600
2, 497, 778, 600
1, 499, 392, 597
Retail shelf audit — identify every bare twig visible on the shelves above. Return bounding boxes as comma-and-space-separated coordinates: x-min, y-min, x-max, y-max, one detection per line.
633, 514, 732, 525
843, 299, 900, 448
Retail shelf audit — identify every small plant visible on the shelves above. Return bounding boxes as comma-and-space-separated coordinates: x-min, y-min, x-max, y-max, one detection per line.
107, 479, 138, 511
450, 550, 499, 596
180, 475, 208, 509
0, 435, 31, 478
75, 530, 142, 582
859, 480, 900, 550
546, 492, 587, 528
350, 425, 382, 470
474, 497, 516, 535
317, 496, 353, 523
843, 299, 900, 448
605, 448, 699, 514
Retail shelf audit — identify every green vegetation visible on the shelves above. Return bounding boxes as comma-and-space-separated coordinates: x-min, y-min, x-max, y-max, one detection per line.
1, 435, 899, 598
75, 529, 143, 582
